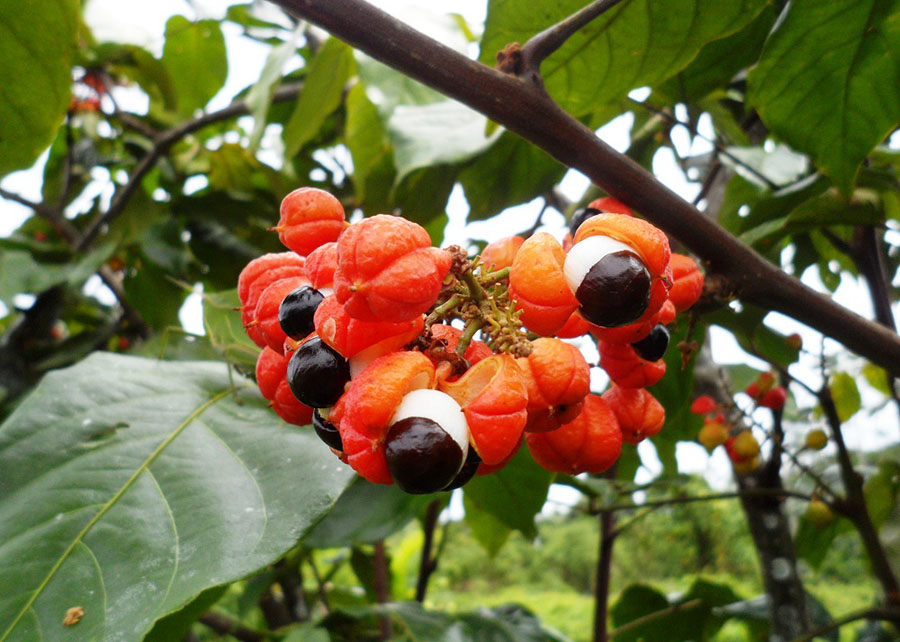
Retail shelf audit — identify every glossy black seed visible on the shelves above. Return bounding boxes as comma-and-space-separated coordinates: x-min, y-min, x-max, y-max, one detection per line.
576, 250, 651, 327
313, 409, 343, 451
385, 416, 464, 494
569, 207, 602, 238
442, 448, 482, 491
279, 285, 324, 340
287, 337, 350, 408
631, 324, 670, 362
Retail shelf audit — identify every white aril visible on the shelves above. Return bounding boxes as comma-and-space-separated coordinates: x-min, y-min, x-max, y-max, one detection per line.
563, 235, 636, 295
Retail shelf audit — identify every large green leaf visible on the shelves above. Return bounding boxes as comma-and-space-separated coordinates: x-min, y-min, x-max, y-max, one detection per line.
283, 38, 356, 159
161, 16, 228, 118
462, 446, 551, 539
463, 492, 512, 556
345, 83, 396, 211
748, 0, 900, 195
0, 353, 353, 642
479, 0, 768, 118
0, 0, 78, 177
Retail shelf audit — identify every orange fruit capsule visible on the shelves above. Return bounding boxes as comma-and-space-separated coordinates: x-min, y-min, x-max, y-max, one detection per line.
517, 338, 591, 432
590, 298, 676, 345
508, 233, 578, 336
304, 242, 338, 290
598, 341, 666, 388
602, 385, 665, 445
313, 295, 423, 359
241, 264, 308, 347
573, 213, 670, 280
439, 354, 528, 465
273, 187, 347, 257
668, 254, 704, 312
238, 252, 305, 307
476, 439, 522, 476
587, 197, 633, 217
334, 215, 453, 323
525, 394, 622, 475
481, 235, 524, 271
556, 310, 592, 339
255, 275, 312, 353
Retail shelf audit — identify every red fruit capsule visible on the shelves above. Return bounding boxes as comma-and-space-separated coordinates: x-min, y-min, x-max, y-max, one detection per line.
304, 242, 338, 290
256, 347, 288, 400
481, 235, 524, 271
238, 252, 305, 308
314, 295, 424, 360
255, 275, 312, 353
690, 395, 718, 415
273, 187, 347, 257
429, 324, 493, 367
602, 385, 665, 445
242, 264, 309, 347
517, 338, 591, 432
526, 394, 623, 475
668, 254, 704, 312
271, 378, 314, 426
598, 341, 666, 389
334, 215, 452, 322
508, 233, 578, 336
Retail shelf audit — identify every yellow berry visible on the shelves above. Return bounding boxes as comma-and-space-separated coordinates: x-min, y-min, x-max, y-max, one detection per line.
733, 430, 760, 458
805, 429, 828, 451
732, 455, 759, 475
805, 499, 834, 527
698, 421, 729, 453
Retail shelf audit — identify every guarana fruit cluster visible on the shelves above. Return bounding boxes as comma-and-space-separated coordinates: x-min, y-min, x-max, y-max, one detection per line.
238, 188, 704, 494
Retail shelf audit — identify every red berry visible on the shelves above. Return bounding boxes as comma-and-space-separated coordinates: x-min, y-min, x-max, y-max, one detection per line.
690, 395, 718, 415
759, 386, 787, 410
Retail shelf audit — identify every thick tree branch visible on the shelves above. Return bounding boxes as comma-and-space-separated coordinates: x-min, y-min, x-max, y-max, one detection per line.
76, 82, 303, 250
269, 0, 900, 377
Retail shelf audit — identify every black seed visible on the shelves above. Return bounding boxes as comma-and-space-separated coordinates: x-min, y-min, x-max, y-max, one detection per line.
287, 337, 350, 408
576, 250, 651, 327
569, 207, 602, 238
385, 416, 464, 494
631, 324, 670, 362
279, 285, 324, 340
313, 409, 343, 451
442, 448, 481, 491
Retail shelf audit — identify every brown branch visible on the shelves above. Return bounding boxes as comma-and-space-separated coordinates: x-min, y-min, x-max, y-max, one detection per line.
268, 0, 900, 378
586, 487, 818, 515
792, 607, 900, 642
199, 612, 267, 642
76, 82, 304, 250
518, 0, 628, 75
593, 467, 618, 642
415, 500, 441, 602
819, 386, 900, 612
373, 540, 393, 640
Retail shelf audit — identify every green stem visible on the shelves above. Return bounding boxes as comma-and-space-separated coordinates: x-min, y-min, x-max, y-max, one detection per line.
426, 294, 462, 325
456, 318, 483, 357
462, 270, 485, 304
481, 267, 511, 287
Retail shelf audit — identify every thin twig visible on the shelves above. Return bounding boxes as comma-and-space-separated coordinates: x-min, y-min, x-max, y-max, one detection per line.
415, 500, 442, 602
593, 467, 617, 642
373, 540, 393, 640
76, 82, 304, 250
608, 599, 704, 640
519, 0, 628, 74
792, 607, 900, 642
199, 612, 268, 642
586, 487, 816, 515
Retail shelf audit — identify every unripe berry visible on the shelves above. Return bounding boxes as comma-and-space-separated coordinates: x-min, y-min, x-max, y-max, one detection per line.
698, 420, 729, 453
804, 429, 828, 451
805, 499, 834, 528
733, 430, 760, 458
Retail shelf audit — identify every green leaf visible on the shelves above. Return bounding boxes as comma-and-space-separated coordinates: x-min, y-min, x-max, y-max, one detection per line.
862, 363, 893, 396
142, 585, 228, 642
748, 0, 900, 195
479, 0, 769, 118
0, 0, 78, 177
246, 33, 301, 149
610, 584, 669, 631
656, 5, 777, 102
865, 459, 900, 529
459, 132, 566, 222
282, 623, 331, 642
283, 38, 355, 159
464, 492, 511, 556
392, 165, 457, 225
795, 513, 845, 569
202, 289, 260, 371
0, 353, 352, 642
303, 476, 434, 548
706, 306, 800, 368
161, 17, 228, 118
462, 446, 552, 539
388, 100, 499, 182
830, 372, 862, 422
345, 83, 396, 210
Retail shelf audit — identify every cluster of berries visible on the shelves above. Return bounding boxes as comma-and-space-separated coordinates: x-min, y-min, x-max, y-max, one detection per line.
691, 372, 793, 474
237, 188, 704, 494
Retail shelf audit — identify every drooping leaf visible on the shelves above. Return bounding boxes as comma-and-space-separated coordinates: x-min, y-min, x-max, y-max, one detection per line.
142, 585, 228, 642
748, 0, 900, 195
479, 0, 769, 118
246, 32, 301, 149
0, 0, 79, 177
283, 38, 356, 159
865, 459, 900, 529
462, 446, 552, 539
830, 372, 862, 422
464, 492, 512, 557
706, 306, 800, 368
345, 83, 396, 210
303, 476, 434, 548
0, 353, 352, 642
161, 16, 228, 118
